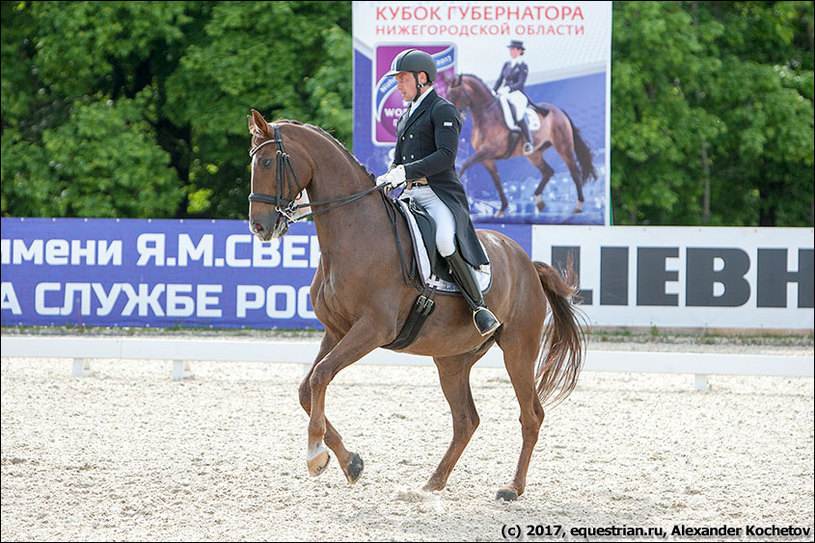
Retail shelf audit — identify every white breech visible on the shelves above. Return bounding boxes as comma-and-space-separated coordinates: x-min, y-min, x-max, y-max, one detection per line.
403, 185, 457, 257
507, 90, 528, 121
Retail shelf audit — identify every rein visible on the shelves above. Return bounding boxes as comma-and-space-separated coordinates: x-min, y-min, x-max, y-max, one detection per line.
248, 124, 385, 225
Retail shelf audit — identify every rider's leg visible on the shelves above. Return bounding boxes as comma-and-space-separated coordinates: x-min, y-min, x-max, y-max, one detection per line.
508, 91, 534, 154
410, 187, 500, 336
444, 250, 500, 336
517, 117, 535, 155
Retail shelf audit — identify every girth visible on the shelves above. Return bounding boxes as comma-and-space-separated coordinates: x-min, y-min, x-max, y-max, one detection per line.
380, 195, 439, 351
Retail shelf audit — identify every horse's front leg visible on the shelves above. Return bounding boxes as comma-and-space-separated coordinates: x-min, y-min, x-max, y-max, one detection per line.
481, 160, 508, 217
298, 332, 363, 483
458, 147, 493, 177
305, 320, 386, 480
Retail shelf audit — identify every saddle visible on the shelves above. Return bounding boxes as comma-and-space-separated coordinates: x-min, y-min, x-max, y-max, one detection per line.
500, 99, 542, 133
381, 195, 492, 350
401, 198, 453, 283
394, 197, 492, 292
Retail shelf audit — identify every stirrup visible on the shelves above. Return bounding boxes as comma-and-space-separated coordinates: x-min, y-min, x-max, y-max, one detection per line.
523, 142, 534, 155
472, 307, 500, 336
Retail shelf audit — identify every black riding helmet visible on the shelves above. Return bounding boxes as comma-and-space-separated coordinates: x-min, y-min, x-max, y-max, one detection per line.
385, 49, 437, 101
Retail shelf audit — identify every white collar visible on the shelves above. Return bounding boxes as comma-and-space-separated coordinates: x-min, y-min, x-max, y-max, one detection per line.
510, 57, 523, 67
409, 87, 434, 115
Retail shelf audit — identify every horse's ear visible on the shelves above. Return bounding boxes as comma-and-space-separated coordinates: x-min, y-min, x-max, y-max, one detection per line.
249, 109, 271, 137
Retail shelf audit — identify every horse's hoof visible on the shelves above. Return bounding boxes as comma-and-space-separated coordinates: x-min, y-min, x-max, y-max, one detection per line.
422, 481, 444, 492
343, 453, 364, 484
573, 201, 584, 213
534, 195, 545, 212
307, 448, 331, 477
494, 209, 507, 218
496, 489, 518, 501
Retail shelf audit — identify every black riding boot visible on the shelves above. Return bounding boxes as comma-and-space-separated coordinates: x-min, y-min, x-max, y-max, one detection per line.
445, 250, 501, 336
518, 117, 534, 155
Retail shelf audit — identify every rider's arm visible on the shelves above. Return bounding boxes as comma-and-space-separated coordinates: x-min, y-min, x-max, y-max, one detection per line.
508, 63, 528, 92
493, 62, 508, 92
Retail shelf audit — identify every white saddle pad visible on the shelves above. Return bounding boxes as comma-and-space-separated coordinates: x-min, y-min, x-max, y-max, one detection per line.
397, 199, 491, 294
499, 98, 541, 133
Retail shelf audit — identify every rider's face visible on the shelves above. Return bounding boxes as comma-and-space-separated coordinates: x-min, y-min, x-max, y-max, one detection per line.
509, 47, 522, 58
395, 71, 423, 102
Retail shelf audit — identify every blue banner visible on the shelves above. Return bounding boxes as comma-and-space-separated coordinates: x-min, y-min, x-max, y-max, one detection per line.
1, 218, 320, 329
1, 218, 532, 329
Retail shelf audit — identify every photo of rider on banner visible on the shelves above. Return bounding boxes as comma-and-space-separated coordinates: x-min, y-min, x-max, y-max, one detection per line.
353, 1, 611, 225
445, 38, 599, 221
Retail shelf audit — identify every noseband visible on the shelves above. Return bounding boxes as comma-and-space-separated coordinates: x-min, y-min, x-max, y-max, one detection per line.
249, 123, 386, 226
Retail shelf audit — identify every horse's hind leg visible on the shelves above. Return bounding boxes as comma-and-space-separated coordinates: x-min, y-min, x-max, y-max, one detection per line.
423, 348, 490, 492
563, 155, 585, 213
495, 329, 546, 500
298, 331, 367, 483
552, 129, 585, 213
527, 152, 555, 212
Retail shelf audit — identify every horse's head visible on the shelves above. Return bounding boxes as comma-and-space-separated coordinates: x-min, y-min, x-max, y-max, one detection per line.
444, 74, 493, 116
444, 75, 470, 113
247, 110, 314, 241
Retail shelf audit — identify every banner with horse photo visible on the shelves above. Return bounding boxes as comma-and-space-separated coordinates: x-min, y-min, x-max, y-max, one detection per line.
352, 1, 611, 225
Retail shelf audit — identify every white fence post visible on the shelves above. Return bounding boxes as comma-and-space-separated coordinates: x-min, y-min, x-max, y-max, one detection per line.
172, 360, 193, 380
72, 358, 92, 378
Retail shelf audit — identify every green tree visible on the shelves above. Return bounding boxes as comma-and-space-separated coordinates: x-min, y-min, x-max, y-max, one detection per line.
1, 0, 195, 217
1, 0, 352, 219
610, 1, 813, 226
162, 1, 352, 217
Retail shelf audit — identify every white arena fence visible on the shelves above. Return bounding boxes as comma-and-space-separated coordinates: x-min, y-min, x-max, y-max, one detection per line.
2, 336, 811, 391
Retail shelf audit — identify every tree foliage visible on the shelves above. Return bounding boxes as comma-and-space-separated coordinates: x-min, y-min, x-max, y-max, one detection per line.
1, 0, 352, 219
2, 1, 812, 226
611, 1, 813, 225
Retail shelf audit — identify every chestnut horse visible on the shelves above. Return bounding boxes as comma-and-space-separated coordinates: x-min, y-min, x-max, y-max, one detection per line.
442, 73, 597, 217
247, 110, 585, 501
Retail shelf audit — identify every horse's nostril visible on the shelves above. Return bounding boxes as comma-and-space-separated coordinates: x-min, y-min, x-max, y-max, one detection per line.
254, 223, 263, 232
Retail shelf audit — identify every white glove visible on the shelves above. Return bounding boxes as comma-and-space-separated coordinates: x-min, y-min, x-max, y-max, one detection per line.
376, 165, 406, 188
497, 85, 509, 96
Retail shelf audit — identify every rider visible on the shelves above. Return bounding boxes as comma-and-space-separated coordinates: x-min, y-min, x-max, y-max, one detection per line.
376, 48, 500, 337
493, 39, 541, 155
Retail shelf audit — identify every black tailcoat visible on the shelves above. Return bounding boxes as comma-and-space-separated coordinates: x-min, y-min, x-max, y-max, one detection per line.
493, 60, 529, 92
392, 89, 489, 267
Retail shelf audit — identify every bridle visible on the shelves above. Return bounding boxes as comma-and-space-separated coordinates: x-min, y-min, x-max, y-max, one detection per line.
248, 124, 385, 226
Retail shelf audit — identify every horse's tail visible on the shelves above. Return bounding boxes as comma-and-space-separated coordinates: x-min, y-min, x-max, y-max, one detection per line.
563, 113, 598, 186
533, 260, 586, 408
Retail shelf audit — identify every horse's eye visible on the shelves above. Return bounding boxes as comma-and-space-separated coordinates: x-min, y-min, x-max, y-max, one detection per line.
261, 158, 274, 169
